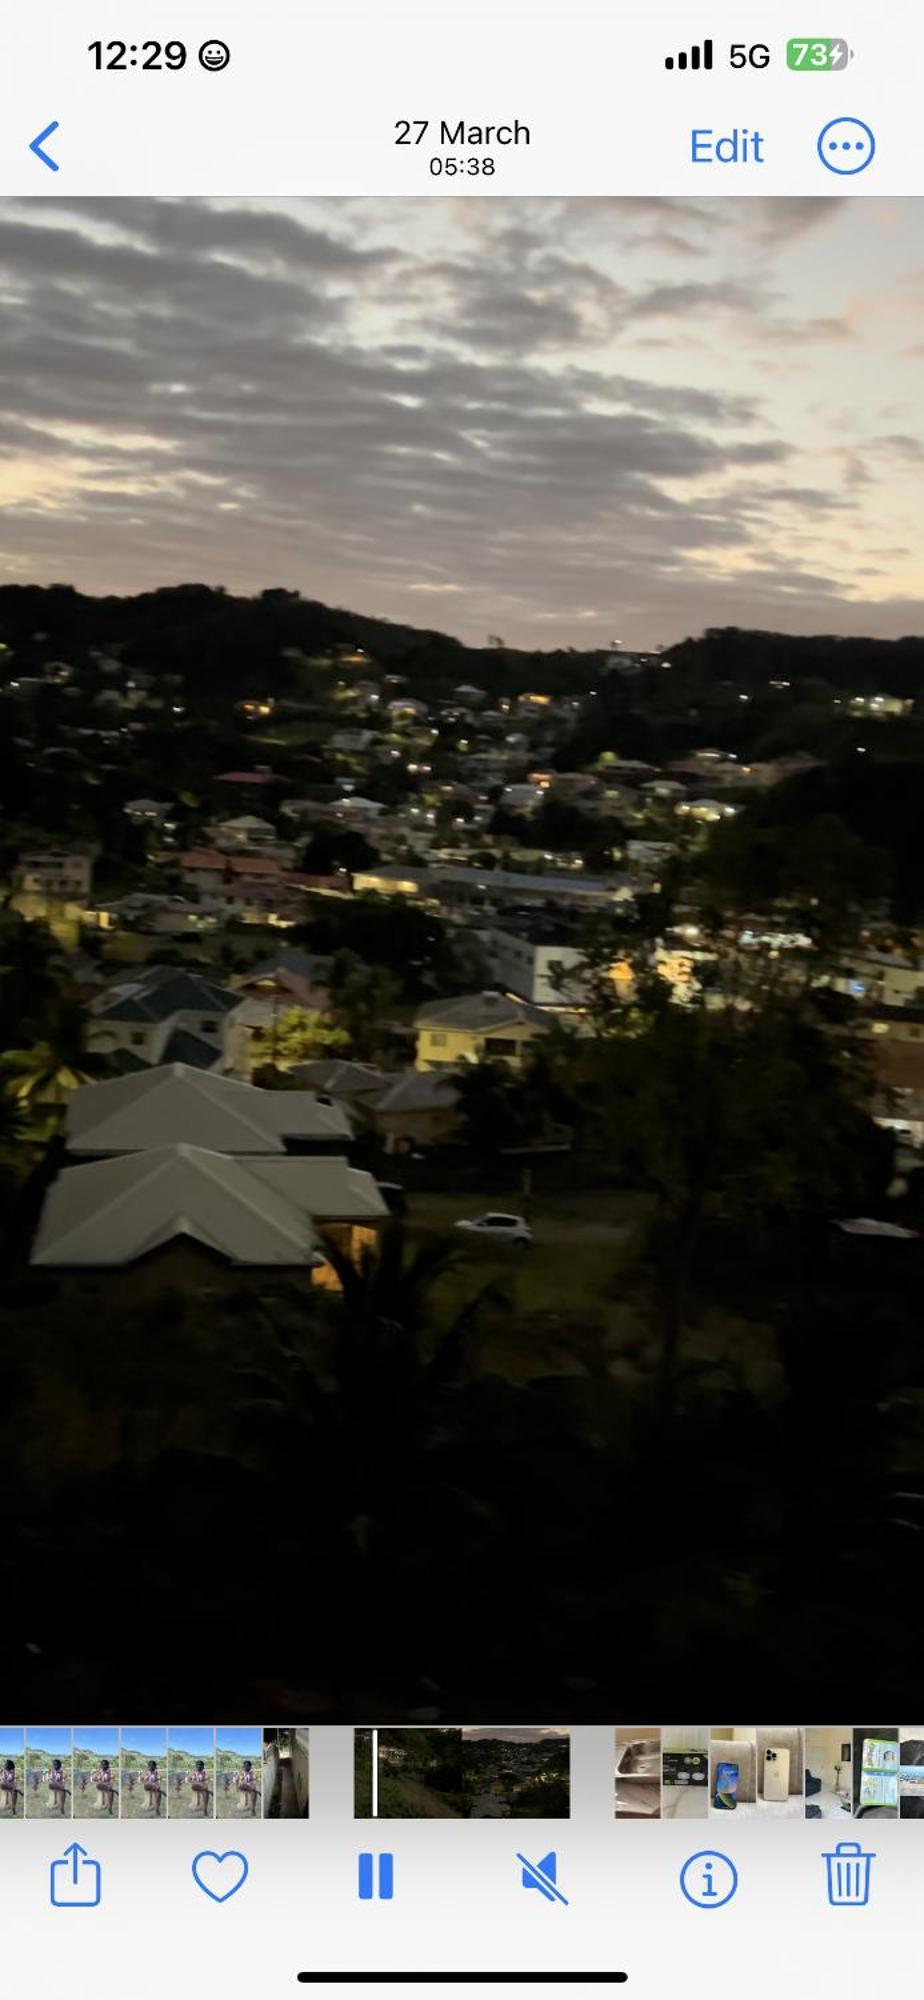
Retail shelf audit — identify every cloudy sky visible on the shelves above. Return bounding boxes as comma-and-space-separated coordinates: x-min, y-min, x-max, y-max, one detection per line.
461, 1727, 568, 1741
0, 196, 922, 647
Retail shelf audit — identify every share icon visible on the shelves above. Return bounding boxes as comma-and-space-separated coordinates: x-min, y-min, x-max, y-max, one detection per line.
517, 1850, 569, 1905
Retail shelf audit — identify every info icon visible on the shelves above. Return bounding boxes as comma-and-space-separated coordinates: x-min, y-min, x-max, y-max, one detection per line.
679, 1850, 739, 1910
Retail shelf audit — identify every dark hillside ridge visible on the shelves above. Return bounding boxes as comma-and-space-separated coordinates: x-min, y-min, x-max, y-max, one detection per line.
1, 586, 921, 702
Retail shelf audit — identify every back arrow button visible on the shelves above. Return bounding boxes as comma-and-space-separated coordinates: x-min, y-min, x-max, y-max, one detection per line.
29, 121, 61, 171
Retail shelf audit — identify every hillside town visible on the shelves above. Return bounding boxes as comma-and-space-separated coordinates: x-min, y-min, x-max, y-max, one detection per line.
1, 583, 923, 1718
354, 1725, 569, 1817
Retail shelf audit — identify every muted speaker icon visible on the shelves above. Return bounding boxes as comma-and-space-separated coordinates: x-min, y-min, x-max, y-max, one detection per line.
665, 37, 713, 70
518, 1850, 569, 1905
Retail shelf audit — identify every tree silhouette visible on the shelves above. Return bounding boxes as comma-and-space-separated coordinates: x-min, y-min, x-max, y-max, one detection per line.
0, 993, 117, 1130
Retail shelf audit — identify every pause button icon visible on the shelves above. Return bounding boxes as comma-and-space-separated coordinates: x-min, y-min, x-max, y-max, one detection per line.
358, 1852, 395, 1900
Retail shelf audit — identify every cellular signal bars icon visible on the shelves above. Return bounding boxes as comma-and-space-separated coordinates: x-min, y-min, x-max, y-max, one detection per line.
665, 37, 713, 70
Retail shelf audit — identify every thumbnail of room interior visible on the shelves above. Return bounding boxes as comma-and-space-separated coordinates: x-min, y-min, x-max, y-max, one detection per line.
805, 1726, 853, 1820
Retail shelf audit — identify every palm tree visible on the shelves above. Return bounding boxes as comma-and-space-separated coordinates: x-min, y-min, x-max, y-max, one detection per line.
0, 1086, 29, 1254
318, 1221, 491, 1392
235, 1224, 488, 1412
0, 993, 116, 1127
0, 1085, 26, 1156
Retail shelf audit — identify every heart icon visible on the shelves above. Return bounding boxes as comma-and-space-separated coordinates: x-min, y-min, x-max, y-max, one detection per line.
191, 1849, 249, 1903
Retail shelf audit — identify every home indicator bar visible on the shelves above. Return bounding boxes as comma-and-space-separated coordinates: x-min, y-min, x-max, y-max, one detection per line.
296, 1976, 630, 1987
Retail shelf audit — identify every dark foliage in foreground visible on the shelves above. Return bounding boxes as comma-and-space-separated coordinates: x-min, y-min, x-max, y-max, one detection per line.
2, 1207, 922, 1721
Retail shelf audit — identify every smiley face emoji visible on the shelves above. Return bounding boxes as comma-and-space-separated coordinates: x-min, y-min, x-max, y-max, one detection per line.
198, 39, 230, 70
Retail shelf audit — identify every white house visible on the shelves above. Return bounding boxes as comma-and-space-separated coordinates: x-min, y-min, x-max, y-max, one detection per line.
475, 927, 588, 1007
14, 848, 94, 901
826, 952, 924, 1010
88, 966, 246, 1072
206, 814, 282, 852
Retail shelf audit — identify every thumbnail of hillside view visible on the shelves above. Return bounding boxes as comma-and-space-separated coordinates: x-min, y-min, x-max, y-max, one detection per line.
354, 1728, 570, 1817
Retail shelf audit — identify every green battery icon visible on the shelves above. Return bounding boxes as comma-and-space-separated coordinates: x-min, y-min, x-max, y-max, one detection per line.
787, 37, 853, 69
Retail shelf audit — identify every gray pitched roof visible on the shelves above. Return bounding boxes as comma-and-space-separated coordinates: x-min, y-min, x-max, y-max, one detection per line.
290, 1059, 386, 1100
31, 1147, 386, 1268
372, 1071, 460, 1113
415, 990, 551, 1033
65, 1063, 353, 1155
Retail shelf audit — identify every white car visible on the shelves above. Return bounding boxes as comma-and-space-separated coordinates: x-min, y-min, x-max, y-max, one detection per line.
454, 1212, 532, 1247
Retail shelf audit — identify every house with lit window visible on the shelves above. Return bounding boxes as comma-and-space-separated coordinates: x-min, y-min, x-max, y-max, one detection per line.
414, 991, 553, 1071
826, 952, 924, 1011
205, 814, 293, 858
123, 799, 173, 828
30, 1144, 387, 1284
178, 849, 310, 924
31, 1064, 388, 1287
13, 846, 95, 903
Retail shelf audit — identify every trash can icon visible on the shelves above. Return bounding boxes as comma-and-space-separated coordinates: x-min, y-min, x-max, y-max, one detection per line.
823, 1840, 875, 1907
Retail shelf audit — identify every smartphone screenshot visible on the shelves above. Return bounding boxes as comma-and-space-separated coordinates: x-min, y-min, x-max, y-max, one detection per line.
0, 2, 922, 1992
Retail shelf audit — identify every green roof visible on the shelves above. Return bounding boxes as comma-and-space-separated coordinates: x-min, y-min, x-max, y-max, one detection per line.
95, 965, 239, 1024
161, 1028, 221, 1070
106, 1047, 152, 1076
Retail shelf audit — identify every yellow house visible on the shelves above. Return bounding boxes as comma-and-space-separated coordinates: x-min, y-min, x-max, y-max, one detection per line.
414, 990, 553, 1071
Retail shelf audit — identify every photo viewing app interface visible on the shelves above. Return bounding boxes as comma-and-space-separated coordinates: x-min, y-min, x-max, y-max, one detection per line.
1, 1, 923, 1994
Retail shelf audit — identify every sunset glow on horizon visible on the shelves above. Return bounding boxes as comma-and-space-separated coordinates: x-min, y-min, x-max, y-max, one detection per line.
0, 195, 921, 648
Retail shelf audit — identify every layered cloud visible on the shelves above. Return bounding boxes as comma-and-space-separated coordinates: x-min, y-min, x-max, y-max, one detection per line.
0, 195, 921, 644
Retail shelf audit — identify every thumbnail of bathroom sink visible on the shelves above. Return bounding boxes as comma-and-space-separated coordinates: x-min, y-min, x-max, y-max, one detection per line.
615, 1739, 661, 1784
